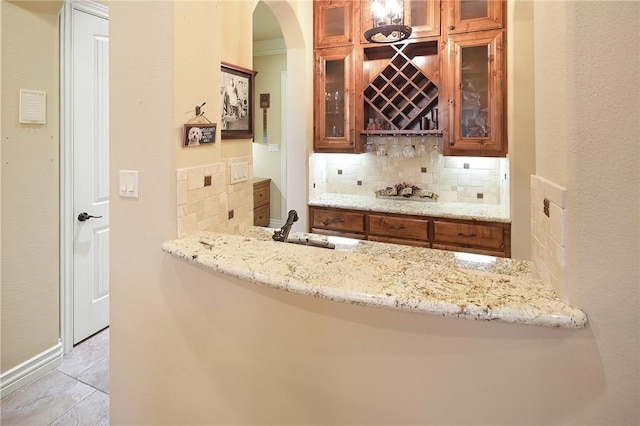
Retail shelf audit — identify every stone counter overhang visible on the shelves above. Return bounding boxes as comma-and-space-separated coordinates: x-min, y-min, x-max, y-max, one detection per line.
309, 193, 511, 222
162, 228, 586, 329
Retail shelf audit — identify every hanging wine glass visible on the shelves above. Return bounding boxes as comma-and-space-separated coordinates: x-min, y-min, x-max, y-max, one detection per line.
376, 137, 387, 156
416, 136, 427, 157
365, 135, 375, 153
430, 136, 443, 165
402, 137, 416, 158
389, 137, 402, 158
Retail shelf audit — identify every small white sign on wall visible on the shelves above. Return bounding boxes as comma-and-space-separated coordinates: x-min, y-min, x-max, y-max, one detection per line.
19, 89, 46, 124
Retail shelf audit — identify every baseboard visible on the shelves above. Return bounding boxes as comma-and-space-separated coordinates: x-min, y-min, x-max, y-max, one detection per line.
0, 341, 63, 398
269, 219, 283, 229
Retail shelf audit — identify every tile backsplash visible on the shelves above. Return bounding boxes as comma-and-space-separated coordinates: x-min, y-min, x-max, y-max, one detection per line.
176, 156, 253, 238
530, 174, 567, 298
309, 137, 507, 206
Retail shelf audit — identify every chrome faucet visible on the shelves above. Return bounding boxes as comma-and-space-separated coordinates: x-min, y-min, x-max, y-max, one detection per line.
272, 209, 298, 242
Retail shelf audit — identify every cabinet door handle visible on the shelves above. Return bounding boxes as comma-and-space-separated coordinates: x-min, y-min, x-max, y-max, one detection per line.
458, 232, 477, 237
389, 224, 406, 230
448, 25, 455, 31
323, 217, 344, 226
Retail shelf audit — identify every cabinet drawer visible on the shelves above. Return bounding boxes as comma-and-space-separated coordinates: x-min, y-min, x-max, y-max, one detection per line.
369, 215, 429, 240
433, 221, 504, 249
253, 184, 270, 208
253, 204, 270, 227
311, 209, 365, 233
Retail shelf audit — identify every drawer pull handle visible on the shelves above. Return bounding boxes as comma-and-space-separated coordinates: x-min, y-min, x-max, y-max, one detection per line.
389, 224, 406, 230
323, 217, 345, 226
458, 232, 478, 237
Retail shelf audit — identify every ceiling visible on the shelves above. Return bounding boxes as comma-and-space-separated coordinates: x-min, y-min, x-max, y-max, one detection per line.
253, 2, 284, 42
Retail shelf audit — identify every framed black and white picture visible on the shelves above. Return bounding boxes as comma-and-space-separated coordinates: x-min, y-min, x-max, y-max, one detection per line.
183, 123, 216, 147
220, 62, 255, 139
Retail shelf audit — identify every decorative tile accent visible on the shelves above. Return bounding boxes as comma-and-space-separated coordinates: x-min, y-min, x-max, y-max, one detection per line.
176, 156, 254, 238
530, 175, 568, 299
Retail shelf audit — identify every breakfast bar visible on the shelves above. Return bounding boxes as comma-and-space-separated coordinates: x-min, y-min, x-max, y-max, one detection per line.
162, 227, 586, 329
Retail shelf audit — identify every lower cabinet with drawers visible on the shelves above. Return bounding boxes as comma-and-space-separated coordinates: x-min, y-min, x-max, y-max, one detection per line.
309, 206, 511, 257
253, 178, 271, 227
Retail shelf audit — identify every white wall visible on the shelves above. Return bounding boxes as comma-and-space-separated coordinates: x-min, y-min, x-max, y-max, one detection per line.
534, 0, 639, 422
0, 0, 62, 373
107, 0, 637, 424
252, 53, 286, 223
507, 0, 535, 260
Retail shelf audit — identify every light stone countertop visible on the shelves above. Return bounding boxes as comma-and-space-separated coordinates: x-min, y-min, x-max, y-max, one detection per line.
161, 228, 586, 329
309, 193, 511, 222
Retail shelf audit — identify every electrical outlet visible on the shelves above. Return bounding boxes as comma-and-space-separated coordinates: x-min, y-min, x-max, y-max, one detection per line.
543, 199, 550, 217
204, 175, 212, 187
228, 210, 234, 220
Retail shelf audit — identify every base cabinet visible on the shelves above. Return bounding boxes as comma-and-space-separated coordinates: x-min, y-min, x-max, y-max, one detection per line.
309, 206, 511, 257
253, 178, 271, 227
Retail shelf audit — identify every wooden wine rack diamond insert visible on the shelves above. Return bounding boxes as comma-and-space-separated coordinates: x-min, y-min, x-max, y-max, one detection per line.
364, 45, 438, 131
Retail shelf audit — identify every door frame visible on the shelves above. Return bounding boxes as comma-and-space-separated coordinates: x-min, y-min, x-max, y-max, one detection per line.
60, 0, 109, 354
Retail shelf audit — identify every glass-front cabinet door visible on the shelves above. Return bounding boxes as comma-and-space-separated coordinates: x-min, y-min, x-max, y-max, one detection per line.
314, 0, 353, 48
446, 0, 504, 34
314, 46, 356, 152
445, 29, 505, 156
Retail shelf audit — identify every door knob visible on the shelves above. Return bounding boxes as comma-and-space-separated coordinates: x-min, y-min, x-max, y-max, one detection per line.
77, 212, 102, 222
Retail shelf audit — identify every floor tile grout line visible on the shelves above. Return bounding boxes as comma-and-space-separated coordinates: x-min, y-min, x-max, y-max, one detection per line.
56, 369, 109, 394
59, 354, 108, 380
45, 388, 98, 426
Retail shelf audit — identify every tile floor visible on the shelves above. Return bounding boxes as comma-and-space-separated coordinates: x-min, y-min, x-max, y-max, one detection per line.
1, 328, 110, 425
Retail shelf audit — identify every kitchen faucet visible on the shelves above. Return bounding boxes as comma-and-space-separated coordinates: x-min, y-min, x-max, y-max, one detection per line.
272, 209, 298, 242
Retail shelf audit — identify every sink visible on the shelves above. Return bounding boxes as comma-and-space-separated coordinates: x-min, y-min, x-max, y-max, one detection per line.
286, 233, 360, 252
286, 234, 335, 249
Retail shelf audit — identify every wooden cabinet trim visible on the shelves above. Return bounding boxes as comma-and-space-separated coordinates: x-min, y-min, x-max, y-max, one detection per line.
309, 206, 510, 257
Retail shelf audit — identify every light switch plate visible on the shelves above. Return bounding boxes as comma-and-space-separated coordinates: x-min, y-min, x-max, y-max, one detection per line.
119, 170, 139, 198
230, 162, 248, 184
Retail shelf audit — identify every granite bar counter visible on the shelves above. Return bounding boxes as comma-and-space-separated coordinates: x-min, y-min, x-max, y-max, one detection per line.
161, 228, 586, 328
309, 193, 511, 223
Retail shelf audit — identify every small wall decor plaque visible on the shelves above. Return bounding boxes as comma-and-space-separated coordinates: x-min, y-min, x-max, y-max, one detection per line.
183, 123, 217, 147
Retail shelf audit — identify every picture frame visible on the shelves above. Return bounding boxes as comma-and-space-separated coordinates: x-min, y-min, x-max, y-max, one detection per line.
183, 123, 217, 147
220, 62, 255, 139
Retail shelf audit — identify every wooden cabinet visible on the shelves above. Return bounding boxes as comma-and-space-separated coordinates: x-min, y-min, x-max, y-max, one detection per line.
314, 46, 358, 152
442, 0, 506, 156
253, 178, 270, 227
432, 219, 508, 257
445, 0, 504, 35
310, 207, 366, 239
309, 206, 511, 257
369, 214, 429, 241
443, 29, 506, 156
314, 0, 355, 48
313, 0, 507, 157
361, 41, 440, 135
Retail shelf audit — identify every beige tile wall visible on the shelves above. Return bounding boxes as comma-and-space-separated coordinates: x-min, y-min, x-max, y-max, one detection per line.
530, 174, 567, 298
310, 136, 506, 205
176, 156, 253, 238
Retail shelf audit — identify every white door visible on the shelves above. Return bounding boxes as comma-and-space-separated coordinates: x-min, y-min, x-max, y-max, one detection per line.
72, 8, 110, 344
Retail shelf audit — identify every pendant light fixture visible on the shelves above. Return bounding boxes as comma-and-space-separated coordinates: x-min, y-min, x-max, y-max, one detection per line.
364, 0, 412, 44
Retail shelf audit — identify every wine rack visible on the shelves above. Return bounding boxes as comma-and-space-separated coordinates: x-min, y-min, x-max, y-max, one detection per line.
363, 42, 439, 132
